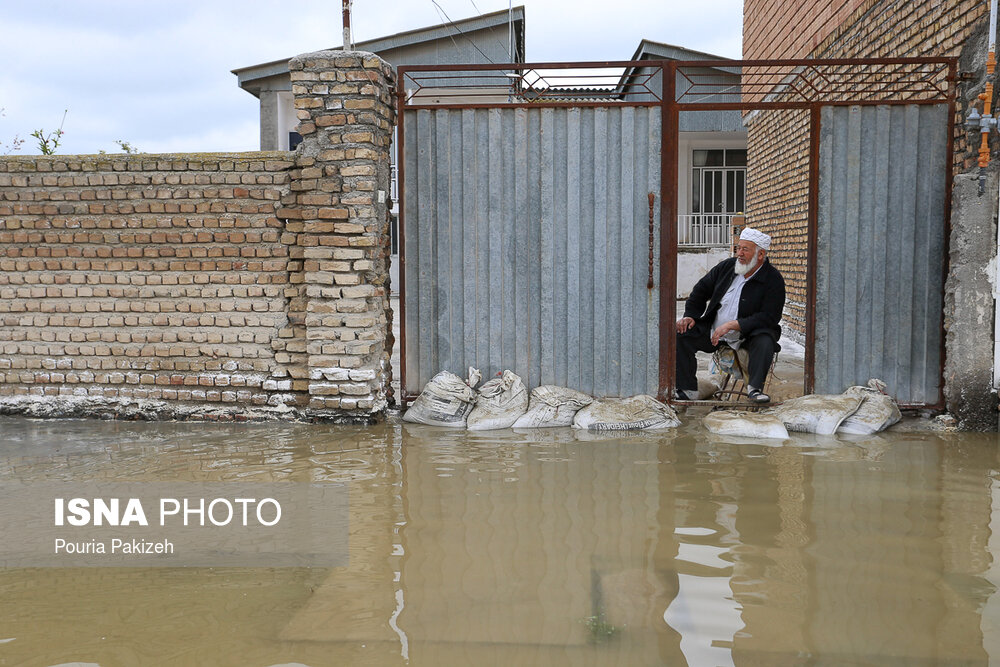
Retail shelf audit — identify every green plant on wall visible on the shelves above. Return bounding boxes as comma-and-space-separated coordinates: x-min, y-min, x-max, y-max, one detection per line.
1, 107, 25, 155
115, 140, 139, 154
99, 140, 141, 155
31, 109, 67, 155
5, 106, 139, 156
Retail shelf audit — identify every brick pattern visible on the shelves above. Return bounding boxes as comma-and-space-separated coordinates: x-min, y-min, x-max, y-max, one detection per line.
744, 0, 870, 61
285, 51, 396, 417
0, 51, 398, 421
745, 109, 811, 334
744, 0, 987, 335
0, 154, 297, 410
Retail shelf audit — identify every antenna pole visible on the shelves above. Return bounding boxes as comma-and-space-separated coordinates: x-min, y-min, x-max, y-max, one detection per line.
508, 0, 513, 60
343, 0, 353, 50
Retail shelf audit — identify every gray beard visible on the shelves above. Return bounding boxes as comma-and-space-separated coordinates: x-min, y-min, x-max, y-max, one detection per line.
734, 254, 759, 277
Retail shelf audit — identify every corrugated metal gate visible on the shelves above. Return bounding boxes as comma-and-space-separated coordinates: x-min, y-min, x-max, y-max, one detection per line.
401, 106, 662, 397
397, 58, 957, 406
814, 104, 949, 404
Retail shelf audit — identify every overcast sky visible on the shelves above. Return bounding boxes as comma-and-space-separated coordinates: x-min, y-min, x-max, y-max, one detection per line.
0, 1, 743, 156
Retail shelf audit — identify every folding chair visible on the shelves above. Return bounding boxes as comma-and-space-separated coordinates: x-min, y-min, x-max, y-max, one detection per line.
711, 343, 779, 404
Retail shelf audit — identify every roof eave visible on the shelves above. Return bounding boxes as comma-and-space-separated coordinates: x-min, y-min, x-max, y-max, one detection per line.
231, 5, 525, 91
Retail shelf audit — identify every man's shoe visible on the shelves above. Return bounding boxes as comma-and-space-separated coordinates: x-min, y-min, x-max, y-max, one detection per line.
748, 389, 771, 404
673, 389, 700, 401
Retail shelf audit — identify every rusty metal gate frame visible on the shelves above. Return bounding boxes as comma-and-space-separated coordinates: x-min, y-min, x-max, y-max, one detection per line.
396, 57, 957, 408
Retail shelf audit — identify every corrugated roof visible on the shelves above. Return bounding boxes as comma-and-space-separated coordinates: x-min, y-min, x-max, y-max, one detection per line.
522, 86, 626, 103
614, 39, 741, 98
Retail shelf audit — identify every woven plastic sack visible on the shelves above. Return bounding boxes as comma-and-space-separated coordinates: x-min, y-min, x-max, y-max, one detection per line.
402, 369, 479, 427
466, 370, 529, 430
838, 380, 902, 435
704, 410, 789, 440
511, 385, 593, 428
711, 344, 750, 381
769, 394, 862, 435
572, 395, 681, 431
696, 371, 723, 399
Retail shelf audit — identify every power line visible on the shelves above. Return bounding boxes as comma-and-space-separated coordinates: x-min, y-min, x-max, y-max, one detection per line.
429, 0, 498, 64
466, 0, 517, 61
430, 2, 467, 56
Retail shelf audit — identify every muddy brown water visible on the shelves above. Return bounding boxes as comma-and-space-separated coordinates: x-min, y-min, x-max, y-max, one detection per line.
0, 415, 998, 666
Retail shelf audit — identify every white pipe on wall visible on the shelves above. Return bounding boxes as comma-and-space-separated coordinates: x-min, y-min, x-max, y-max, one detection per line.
991, 0, 998, 52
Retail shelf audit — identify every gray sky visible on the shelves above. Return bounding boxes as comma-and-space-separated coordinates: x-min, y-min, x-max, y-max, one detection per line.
0, 0, 743, 156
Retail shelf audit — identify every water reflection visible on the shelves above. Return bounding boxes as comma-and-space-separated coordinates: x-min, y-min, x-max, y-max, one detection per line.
0, 416, 997, 665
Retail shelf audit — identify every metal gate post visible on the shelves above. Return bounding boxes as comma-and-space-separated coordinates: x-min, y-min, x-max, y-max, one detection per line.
396, 71, 409, 402
659, 61, 679, 401
805, 104, 821, 396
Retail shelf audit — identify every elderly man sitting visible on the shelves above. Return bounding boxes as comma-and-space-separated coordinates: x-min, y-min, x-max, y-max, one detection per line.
675, 228, 786, 403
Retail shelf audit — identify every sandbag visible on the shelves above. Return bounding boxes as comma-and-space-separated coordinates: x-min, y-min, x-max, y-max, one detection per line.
572, 395, 681, 431
838, 380, 901, 435
511, 385, 593, 428
769, 394, 862, 435
402, 369, 479, 427
696, 371, 723, 399
703, 410, 789, 439
467, 370, 529, 430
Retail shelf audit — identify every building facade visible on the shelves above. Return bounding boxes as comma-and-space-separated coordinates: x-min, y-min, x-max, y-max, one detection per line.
743, 0, 997, 426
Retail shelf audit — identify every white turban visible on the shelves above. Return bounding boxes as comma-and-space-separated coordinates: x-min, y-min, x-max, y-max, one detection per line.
740, 227, 771, 250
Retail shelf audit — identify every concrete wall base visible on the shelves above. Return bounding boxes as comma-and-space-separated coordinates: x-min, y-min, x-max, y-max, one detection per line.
945, 171, 999, 430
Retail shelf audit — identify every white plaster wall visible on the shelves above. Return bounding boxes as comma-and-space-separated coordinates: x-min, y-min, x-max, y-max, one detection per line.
276, 92, 295, 150
676, 248, 732, 298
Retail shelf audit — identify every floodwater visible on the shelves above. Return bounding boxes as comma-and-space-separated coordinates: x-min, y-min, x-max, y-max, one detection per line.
0, 415, 998, 666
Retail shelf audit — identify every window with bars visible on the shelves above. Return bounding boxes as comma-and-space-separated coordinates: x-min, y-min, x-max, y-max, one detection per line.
691, 149, 746, 216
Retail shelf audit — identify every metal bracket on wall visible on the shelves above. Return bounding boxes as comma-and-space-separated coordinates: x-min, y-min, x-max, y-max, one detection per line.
648, 192, 656, 290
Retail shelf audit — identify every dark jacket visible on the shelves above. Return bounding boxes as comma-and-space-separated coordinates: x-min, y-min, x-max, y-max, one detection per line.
683, 257, 785, 341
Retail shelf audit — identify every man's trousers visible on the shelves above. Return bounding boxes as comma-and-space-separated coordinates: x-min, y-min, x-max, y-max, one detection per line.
676, 321, 778, 393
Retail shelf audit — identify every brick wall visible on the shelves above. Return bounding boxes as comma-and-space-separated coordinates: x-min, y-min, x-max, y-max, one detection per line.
744, 0, 987, 336
744, 109, 811, 333
286, 51, 396, 417
806, 1, 984, 61
0, 153, 299, 416
0, 52, 397, 422
744, 0, 870, 61
744, 0, 983, 61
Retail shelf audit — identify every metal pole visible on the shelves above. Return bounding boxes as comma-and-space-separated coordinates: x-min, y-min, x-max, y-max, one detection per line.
397, 68, 409, 401
659, 61, 679, 402
991, 0, 998, 53
343, 0, 353, 50
805, 105, 821, 396
509, 0, 514, 60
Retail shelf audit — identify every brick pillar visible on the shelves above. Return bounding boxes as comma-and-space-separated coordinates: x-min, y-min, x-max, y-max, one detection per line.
284, 51, 396, 420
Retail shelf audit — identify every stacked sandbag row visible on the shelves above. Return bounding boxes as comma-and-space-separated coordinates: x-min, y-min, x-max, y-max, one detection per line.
403, 369, 680, 431
704, 379, 902, 440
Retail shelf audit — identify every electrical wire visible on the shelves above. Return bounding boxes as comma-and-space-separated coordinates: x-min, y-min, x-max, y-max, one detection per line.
429, 0, 498, 64
430, 2, 468, 58
467, 0, 517, 61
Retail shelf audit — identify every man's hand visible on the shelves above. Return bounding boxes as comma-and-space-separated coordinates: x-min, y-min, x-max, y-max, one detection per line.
676, 317, 695, 334
710, 320, 741, 346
